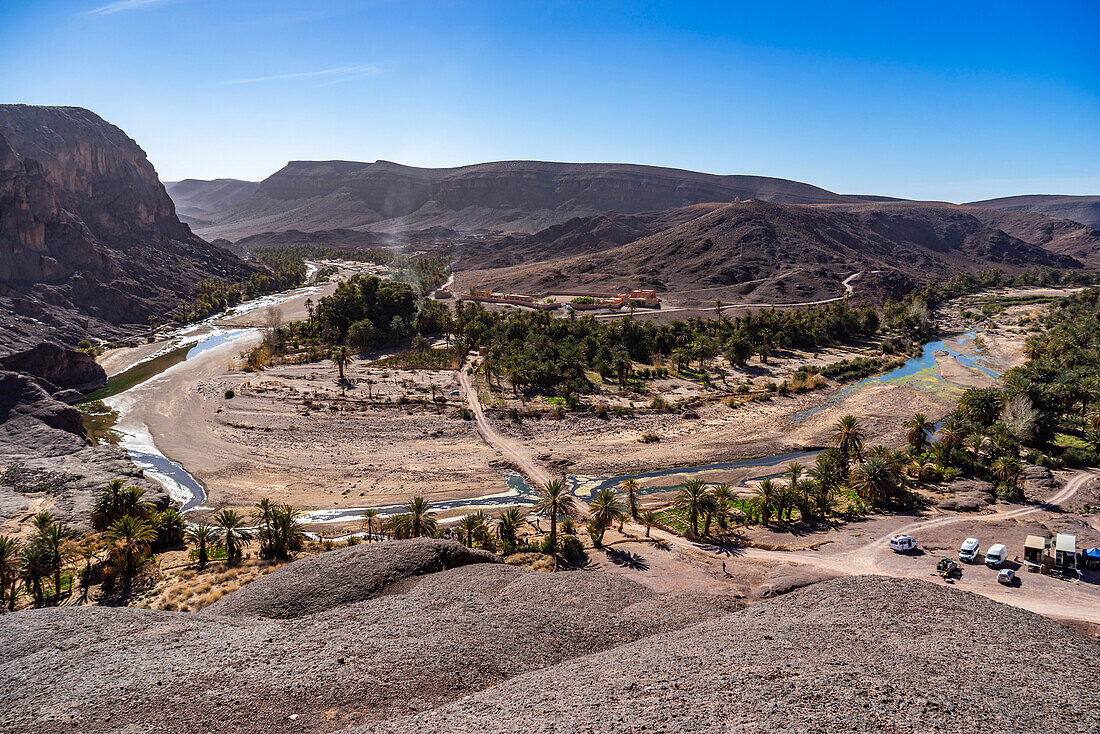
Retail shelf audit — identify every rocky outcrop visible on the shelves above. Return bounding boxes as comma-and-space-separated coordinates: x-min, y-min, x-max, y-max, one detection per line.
0, 105, 260, 352
0, 370, 86, 457
0, 350, 166, 528
0, 542, 739, 733
0, 342, 106, 393
937, 478, 996, 512
360, 576, 1100, 734
203, 538, 500, 619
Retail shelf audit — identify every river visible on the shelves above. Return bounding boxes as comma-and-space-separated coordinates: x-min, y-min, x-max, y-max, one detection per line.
96, 285, 1005, 524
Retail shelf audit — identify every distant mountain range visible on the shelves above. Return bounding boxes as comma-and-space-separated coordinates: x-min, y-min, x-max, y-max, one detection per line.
966, 194, 1100, 229
180, 159, 889, 242
1, 103, 1096, 351
165, 178, 259, 227
455, 200, 1093, 305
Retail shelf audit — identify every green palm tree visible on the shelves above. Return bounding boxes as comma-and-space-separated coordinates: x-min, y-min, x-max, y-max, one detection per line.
458, 512, 486, 547
533, 479, 576, 565
711, 483, 733, 529
331, 345, 352, 384
621, 478, 640, 519
118, 485, 155, 520
269, 504, 306, 558
588, 488, 626, 546
35, 519, 76, 602
361, 509, 380, 541
831, 415, 865, 477
991, 455, 1022, 488
104, 515, 157, 587
153, 509, 187, 548
754, 479, 778, 525
903, 413, 935, 453
851, 454, 901, 509
495, 507, 524, 551
937, 416, 967, 450
90, 478, 126, 531
641, 511, 658, 538
403, 496, 437, 538
214, 509, 253, 564
0, 536, 21, 611
674, 479, 709, 536
186, 524, 220, 568
21, 542, 51, 607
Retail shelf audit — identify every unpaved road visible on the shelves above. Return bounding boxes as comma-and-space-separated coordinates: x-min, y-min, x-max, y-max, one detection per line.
458, 357, 551, 488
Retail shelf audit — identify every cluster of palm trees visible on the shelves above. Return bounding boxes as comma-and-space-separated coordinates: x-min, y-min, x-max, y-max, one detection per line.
0, 513, 79, 609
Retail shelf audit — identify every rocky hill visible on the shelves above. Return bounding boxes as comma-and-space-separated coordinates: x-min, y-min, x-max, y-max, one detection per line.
2, 541, 1095, 734
0, 105, 260, 352
189, 159, 865, 242
963, 206, 1100, 268
164, 178, 259, 228
456, 200, 1088, 305
967, 194, 1100, 229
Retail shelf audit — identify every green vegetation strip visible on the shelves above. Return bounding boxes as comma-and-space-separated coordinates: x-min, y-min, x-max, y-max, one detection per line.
83, 346, 189, 402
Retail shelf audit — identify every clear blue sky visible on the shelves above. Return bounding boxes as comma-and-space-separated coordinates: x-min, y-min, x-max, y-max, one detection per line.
1, 0, 1096, 201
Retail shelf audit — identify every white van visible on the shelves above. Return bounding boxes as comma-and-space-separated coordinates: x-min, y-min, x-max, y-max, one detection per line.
985, 543, 1008, 568
959, 537, 980, 563
889, 535, 917, 553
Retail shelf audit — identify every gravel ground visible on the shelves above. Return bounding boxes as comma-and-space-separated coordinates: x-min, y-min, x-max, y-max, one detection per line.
0, 540, 739, 734
358, 576, 1100, 734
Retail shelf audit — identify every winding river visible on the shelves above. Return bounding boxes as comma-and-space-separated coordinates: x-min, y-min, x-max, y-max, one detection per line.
95, 282, 1005, 525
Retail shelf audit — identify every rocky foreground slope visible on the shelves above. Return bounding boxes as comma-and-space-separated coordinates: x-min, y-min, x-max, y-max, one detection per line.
1, 539, 1096, 734
0, 105, 259, 351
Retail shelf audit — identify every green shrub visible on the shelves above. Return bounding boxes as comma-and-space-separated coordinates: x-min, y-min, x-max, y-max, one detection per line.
224, 388, 235, 399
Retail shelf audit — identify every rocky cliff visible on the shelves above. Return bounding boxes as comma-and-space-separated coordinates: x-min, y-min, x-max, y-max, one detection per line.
0, 105, 260, 352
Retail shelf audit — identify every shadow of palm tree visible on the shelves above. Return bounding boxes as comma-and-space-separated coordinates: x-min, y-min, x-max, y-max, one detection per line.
605, 548, 650, 571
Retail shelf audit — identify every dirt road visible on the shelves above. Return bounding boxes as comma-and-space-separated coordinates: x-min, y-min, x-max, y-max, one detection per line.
458, 357, 552, 488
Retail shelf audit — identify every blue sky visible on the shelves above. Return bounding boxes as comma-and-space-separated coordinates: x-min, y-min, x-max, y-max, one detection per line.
1, 0, 1096, 201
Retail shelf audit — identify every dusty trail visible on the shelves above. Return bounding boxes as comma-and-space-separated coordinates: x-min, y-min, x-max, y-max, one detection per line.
458, 357, 551, 489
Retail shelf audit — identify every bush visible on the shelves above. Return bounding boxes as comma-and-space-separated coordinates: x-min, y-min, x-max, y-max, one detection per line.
639, 432, 660, 443
224, 388, 235, 399
595, 405, 609, 420
458, 407, 474, 420
560, 535, 584, 559
995, 483, 1024, 502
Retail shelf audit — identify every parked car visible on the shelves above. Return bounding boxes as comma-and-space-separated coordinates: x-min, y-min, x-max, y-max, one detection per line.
985, 543, 1008, 568
959, 537, 980, 563
889, 534, 917, 553
998, 568, 1016, 585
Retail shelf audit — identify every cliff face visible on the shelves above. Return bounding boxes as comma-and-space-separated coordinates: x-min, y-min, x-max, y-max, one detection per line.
190, 159, 862, 241
0, 105, 259, 352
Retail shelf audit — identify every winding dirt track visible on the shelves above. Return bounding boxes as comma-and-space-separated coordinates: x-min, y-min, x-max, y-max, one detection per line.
458, 357, 551, 488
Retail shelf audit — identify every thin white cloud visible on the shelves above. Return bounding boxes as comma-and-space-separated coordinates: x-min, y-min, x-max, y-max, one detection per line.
84, 0, 169, 15
228, 65, 384, 85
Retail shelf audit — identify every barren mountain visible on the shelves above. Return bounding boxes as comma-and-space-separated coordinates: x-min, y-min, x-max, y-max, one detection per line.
456, 200, 1086, 305
165, 178, 259, 227
3, 541, 1095, 734
191, 159, 865, 242
967, 194, 1100, 229
963, 206, 1100, 268
0, 105, 260, 352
